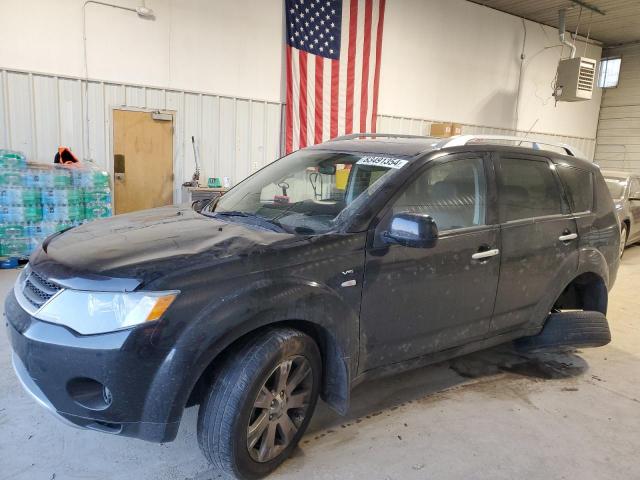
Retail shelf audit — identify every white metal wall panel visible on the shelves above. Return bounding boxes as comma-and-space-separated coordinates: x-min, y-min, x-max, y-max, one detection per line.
86, 82, 106, 167
1, 67, 598, 207
201, 95, 220, 183
377, 114, 597, 161
183, 92, 202, 185
235, 100, 251, 183
125, 86, 146, 108
594, 44, 640, 173
58, 78, 84, 161
145, 88, 165, 110
32, 74, 59, 161
264, 103, 282, 169
218, 97, 236, 186
7, 72, 33, 159
165, 90, 184, 202
0, 71, 8, 148
250, 101, 265, 173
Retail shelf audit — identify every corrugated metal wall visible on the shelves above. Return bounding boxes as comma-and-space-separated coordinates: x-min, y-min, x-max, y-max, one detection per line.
377, 115, 596, 160
594, 44, 640, 173
0, 68, 283, 203
1, 67, 597, 204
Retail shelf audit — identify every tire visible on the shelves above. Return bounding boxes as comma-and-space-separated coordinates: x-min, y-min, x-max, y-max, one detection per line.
197, 328, 321, 479
515, 311, 611, 353
620, 224, 628, 259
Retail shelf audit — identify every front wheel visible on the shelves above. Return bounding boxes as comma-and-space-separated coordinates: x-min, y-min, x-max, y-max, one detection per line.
197, 328, 321, 479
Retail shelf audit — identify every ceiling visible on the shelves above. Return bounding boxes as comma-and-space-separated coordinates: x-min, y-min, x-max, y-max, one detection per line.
468, 0, 640, 47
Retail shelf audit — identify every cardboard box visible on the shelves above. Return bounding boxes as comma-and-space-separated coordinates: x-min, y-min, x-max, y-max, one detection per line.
430, 122, 462, 138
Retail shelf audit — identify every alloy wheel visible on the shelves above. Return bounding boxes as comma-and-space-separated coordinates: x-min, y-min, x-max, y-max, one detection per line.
620, 226, 627, 258
246, 356, 313, 462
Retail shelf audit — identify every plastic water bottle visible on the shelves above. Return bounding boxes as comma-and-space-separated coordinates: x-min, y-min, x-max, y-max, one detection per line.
0, 150, 26, 169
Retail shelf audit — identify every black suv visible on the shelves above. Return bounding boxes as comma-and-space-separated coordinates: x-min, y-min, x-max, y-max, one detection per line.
5, 134, 619, 479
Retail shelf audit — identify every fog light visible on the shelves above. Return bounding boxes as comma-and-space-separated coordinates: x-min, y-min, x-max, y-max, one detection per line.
67, 378, 112, 411
102, 386, 113, 406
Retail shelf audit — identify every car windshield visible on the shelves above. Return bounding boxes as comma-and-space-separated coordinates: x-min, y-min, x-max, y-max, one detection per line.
605, 177, 626, 199
205, 150, 410, 234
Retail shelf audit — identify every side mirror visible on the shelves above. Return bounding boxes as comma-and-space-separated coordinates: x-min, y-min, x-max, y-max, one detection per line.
192, 198, 211, 213
383, 213, 438, 248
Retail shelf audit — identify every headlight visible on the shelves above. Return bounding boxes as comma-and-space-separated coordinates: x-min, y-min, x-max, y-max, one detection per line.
35, 290, 178, 335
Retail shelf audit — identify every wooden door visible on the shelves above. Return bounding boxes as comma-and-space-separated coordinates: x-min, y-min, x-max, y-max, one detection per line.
113, 110, 174, 214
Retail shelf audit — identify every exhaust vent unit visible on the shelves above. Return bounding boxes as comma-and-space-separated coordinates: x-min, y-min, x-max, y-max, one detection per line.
554, 57, 597, 102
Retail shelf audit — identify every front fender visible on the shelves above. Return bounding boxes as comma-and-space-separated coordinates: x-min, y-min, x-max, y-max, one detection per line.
144, 272, 361, 432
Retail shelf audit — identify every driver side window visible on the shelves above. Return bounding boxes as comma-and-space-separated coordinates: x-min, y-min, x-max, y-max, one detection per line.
392, 157, 487, 231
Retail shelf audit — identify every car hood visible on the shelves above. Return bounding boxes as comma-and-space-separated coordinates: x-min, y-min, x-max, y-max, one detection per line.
36, 205, 299, 287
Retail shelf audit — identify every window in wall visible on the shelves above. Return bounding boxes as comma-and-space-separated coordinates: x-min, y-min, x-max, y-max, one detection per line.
557, 165, 594, 213
598, 57, 621, 88
497, 158, 564, 222
392, 158, 487, 231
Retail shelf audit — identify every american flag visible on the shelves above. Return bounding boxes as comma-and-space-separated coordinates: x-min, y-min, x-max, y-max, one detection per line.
285, 0, 387, 153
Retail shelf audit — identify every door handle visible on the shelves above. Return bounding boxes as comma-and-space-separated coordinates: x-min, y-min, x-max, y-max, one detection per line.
558, 233, 578, 242
471, 248, 500, 260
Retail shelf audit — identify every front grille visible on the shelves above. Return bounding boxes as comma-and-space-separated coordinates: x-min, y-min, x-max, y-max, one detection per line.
21, 267, 62, 309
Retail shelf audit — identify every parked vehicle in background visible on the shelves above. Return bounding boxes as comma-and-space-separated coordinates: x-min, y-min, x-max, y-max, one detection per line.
602, 170, 640, 257
6, 134, 620, 479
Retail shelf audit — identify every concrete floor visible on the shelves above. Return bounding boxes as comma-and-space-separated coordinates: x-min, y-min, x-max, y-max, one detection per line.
1, 248, 640, 480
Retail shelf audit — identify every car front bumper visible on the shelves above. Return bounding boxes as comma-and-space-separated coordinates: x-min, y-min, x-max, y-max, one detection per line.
5, 289, 183, 442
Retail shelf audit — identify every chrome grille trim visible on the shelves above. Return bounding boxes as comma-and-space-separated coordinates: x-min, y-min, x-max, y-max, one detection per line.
13, 265, 64, 315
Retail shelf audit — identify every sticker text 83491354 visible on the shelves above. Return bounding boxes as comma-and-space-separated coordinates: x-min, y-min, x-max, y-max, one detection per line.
356, 156, 409, 169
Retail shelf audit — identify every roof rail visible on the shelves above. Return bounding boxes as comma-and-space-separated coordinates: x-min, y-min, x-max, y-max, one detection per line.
435, 134, 585, 158
329, 132, 432, 142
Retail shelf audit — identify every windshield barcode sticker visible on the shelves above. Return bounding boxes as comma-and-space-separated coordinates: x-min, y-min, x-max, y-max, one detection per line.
356, 156, 409, 169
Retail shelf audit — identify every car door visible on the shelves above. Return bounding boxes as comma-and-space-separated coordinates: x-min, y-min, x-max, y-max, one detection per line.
358, 154, 500, 373
490, 153, 579, 334
628, 177, 640, 242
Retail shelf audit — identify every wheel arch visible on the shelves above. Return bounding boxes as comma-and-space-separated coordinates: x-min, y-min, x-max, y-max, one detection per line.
552, 271, 608, 315
187, 319, 350, 415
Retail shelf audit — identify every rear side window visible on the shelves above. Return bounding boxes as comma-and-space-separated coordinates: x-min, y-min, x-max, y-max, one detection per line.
557, 165, 594, 213
497, 157, 564, 222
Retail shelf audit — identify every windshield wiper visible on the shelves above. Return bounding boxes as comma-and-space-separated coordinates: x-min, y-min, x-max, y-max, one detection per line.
209, 210, 286, 233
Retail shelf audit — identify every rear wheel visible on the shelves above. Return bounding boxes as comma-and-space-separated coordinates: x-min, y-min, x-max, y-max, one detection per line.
620, 224, 628, 258
197, 328, 321, 479
515, 311, 611, 353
